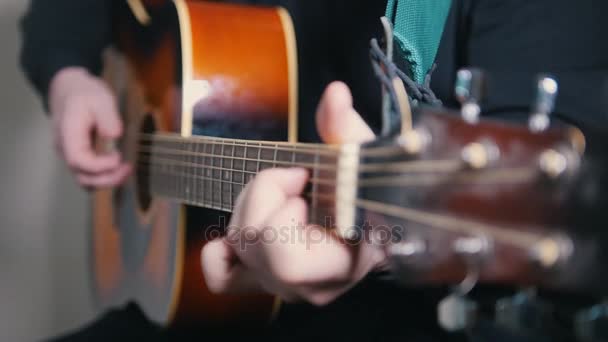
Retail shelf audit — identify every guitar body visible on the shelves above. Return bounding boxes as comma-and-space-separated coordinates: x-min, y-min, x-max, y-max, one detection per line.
92, 0, 297, 329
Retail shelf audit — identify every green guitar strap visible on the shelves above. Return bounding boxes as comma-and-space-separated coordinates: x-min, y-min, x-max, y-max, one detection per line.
386, 0, 452, 84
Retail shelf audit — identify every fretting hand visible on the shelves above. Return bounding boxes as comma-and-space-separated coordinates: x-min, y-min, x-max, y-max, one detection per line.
201, 82, 385, 305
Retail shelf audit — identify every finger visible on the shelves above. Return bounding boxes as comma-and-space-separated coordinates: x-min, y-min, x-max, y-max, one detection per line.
62, 110, 122, 173
262, 198, 365, 285
230, 168, 309, 228
92, 90, 123, 139
201, 239, 262, 294
76, 164, 131, 188
316, 81, 375, 145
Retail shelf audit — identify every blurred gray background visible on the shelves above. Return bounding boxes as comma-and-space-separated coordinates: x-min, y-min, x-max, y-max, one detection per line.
0, 0, 96, 340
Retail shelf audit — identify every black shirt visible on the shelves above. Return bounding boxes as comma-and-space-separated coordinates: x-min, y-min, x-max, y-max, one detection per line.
20, 1, 608, 341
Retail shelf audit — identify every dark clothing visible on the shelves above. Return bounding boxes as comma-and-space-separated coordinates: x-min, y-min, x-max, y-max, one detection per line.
21, 0, 608, 341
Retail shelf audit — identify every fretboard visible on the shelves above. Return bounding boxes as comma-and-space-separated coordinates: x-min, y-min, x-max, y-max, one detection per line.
138, 133, 341, 226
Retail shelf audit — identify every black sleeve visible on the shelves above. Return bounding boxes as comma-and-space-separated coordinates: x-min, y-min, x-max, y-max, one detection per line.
19, 0, 113, 104
433, 0, 608, 130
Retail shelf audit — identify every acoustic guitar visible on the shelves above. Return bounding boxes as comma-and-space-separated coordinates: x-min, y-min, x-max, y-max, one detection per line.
93, 0, 608, 334
94, 0, 296, 330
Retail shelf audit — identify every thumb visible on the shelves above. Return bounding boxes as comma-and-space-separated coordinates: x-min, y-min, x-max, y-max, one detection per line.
316, 81, 375, 145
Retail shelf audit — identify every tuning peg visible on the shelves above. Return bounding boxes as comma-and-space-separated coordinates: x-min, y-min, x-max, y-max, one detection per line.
438, 293, 478, 332
529, 75, 558, 133
437, 235, 492, 332
455, 68, 485, 124
575, 303, 608, 342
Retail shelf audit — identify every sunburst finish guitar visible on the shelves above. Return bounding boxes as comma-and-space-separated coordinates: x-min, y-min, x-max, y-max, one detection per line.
93, 0, 298, 330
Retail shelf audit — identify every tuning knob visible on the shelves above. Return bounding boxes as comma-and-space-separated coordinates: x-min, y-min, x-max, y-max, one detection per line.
438, 293, 478, 332
529, 75, 558, 133
455, 68, 485, 124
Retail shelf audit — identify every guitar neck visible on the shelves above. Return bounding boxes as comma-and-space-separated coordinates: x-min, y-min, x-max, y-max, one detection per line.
138, 133, 351, 226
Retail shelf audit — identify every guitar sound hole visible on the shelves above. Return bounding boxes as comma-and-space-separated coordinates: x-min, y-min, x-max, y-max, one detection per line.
136, 115, 156, 212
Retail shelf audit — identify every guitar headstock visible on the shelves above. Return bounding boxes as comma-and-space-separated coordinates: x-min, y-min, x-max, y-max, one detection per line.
354, 72, 608, 297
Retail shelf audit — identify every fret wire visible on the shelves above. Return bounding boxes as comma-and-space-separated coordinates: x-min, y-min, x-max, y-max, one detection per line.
170, 140, 175, 199
211, 141, 218, 208
188, 140, 193, 203
173, 141, 179, 199
220, 143, 225, 211
256, 142, 262, 174
230, 141, 236, 210
273, 144, 278, 168
180, 141, 185, 200
175, 141, 179, 200
178, 142, 188, 197
203, 141, 210, 206
187, 140, 192, 202
243, 142, 248, 187
195, 140, 201, 204
194, 140, 200, 204
311, 149, 320, 224
202, 139, 209, 203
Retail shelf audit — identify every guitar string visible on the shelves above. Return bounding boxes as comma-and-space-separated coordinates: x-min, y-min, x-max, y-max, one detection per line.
138, 134, 343, 157
139, 132, 330, 149
354, 198, 545, 249
137, 156, 341, 186
154, 193, 336, 222
139, 132, 421, 158
137, 156, 538, 187
148, 188, 545, 250
144, 165, 339, 215
149, 188, 336, 212
137, 144, 464, 174
141, 164, 340, 192
139, 132, 544, 178
358, 168, 536, 187
137, 145, 340, 171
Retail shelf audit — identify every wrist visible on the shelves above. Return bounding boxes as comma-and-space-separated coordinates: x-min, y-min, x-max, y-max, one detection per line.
49, 67, 91, 93
48, 67, 92, 115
